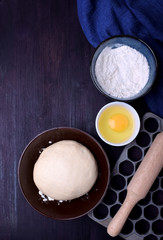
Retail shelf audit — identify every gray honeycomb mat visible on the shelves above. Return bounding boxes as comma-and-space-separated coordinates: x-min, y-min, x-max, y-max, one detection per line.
88, 112, 163, 240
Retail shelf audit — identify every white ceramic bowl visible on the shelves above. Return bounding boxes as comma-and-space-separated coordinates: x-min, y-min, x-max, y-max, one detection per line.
95, 102, 140, 147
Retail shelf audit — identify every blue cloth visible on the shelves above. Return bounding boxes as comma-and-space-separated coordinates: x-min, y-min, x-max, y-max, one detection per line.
77, 0, 163, 117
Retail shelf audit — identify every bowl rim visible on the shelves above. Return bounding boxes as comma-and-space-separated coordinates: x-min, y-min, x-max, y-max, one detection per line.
18, 126, 110, 220
90, 34, 158, 102
95, 102, 140, 147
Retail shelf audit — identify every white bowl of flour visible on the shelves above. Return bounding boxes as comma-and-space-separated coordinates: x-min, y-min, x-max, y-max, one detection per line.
90, 35, 157, 101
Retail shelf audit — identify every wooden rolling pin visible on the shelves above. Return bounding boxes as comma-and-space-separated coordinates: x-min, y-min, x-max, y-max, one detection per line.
107, 132, 163, 237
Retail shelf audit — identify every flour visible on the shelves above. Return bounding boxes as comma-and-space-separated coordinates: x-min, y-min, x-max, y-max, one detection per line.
95, 45, 149, 98
38, 190, 67, 204
39, 190, 54, 202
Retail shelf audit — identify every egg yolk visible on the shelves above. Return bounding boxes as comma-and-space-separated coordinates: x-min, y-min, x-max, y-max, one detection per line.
108, 114, 129, 132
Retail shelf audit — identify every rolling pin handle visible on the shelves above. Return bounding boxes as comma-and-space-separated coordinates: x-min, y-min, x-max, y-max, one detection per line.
107, 192, 140, 237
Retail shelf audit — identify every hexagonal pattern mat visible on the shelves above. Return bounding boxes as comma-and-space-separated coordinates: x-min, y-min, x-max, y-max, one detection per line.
88, 112, 163, 240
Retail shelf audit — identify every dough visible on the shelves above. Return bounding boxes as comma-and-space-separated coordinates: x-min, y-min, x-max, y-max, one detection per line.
33, 140, 98, 200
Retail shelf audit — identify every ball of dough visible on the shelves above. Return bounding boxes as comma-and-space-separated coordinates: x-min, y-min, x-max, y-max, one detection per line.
33, 140, 98, 200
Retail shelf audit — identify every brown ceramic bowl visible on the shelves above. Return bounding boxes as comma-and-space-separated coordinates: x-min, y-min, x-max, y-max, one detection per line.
18, 127, 110, 220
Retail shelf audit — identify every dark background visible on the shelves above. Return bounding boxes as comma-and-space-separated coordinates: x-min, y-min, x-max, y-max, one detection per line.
0, 0, 149, 239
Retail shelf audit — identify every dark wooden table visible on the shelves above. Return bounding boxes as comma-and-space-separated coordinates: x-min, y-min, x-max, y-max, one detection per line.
0, 0, 149, 239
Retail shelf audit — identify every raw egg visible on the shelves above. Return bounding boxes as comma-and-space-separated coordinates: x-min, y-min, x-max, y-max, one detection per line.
108, 113, 129, 132
96, 102, 140, 146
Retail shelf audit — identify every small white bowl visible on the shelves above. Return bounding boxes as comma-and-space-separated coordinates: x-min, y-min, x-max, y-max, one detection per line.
95, 102, 140, 147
